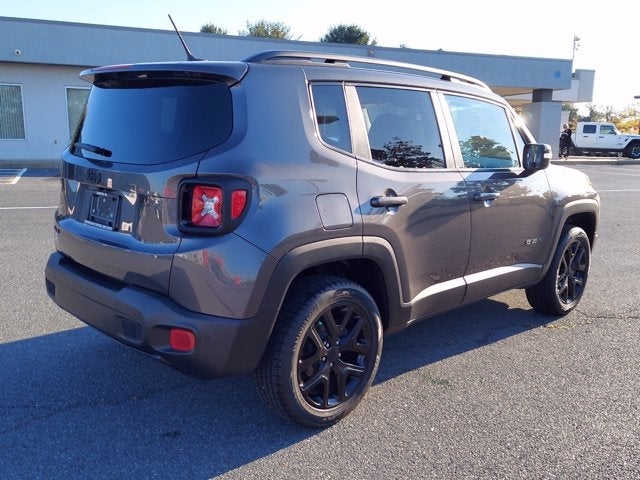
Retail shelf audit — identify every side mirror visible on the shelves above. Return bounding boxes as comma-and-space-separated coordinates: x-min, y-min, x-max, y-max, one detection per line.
523, 143, 551, 171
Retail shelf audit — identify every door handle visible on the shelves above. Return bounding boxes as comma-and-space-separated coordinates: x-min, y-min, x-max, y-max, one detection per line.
473, 192, 500, 202
370, 195, 408, 208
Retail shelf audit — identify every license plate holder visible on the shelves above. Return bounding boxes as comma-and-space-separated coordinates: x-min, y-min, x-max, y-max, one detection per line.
86, 191, 120, 230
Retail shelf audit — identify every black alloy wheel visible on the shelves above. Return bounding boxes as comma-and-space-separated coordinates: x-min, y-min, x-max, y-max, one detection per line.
526, 225, 591, 316
297, 298, 375, 410
556, 233, 589, 306
256, 275, 383, 428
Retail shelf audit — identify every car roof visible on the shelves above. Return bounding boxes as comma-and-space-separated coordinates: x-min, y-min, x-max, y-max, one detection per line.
80, 50, 501, 102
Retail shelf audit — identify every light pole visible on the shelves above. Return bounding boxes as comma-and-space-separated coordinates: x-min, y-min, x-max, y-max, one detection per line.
635, 96, 640, 133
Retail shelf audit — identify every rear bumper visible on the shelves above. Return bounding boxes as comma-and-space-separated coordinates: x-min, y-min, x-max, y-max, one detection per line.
45, 252, 275, 378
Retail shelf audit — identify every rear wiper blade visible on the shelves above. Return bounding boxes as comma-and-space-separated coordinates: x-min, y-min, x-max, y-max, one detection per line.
74, 142, 112, 158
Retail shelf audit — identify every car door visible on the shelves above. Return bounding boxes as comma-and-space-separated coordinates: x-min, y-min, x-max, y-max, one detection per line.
598, 124, 624, 150
350, 85, 471, 323
578, 123, 598, 148
441, 93, 554, 303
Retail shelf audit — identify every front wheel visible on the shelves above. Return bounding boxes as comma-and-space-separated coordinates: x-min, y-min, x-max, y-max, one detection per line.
625, 142, 640, 159
255, 275, 383, 428
526, 226, 591, 315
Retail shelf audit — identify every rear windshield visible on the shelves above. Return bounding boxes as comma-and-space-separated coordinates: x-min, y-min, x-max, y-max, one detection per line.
72, 77, 232, 164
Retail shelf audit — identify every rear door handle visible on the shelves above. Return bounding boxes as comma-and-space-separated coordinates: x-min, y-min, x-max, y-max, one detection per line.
473, 192, 500, 202
370, 195, 408, 208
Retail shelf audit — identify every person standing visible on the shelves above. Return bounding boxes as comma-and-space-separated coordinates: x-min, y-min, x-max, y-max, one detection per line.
559, 123, 572, 159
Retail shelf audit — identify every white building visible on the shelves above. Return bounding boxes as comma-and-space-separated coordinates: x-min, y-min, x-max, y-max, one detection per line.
0, 16, 594, 166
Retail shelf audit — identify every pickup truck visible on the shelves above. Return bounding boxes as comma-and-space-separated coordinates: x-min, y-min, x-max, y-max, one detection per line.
570, 122, 640, 158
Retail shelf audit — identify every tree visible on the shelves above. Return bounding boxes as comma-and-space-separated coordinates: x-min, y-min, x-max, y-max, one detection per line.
569, 102, 639, 133
320, 24, 377, 45
200, 23, 228, 35
581, 104, 606, 123
616, 105, 640, 133
240, 20, 294, 39
562, 103, 580, 125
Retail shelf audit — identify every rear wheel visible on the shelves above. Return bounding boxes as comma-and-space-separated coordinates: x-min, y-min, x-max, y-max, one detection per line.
255, 275, 382, 428
526, 226, 591, 315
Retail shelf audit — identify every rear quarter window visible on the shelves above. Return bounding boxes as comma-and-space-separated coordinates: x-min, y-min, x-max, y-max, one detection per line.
311, 84, 352, 153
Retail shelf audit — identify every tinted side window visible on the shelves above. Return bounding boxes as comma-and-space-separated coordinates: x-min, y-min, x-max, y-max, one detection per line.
356, 86, 445, 169
311, 84, 352, 152
445, 95, 519, 168
583, 124, 597, 134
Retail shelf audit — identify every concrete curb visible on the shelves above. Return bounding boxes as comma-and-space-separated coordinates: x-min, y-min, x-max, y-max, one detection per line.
551, 157, 640, 166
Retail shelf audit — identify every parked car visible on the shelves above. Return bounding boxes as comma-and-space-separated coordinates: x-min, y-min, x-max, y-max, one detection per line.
569, 121, 640, 158
45, 50, 600, 428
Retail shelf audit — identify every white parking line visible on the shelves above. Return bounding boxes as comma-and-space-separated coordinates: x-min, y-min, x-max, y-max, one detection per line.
576, 165, 640, 177
0, 206, 58, 210
598, 189, 640, 193
0, 168, 27, 185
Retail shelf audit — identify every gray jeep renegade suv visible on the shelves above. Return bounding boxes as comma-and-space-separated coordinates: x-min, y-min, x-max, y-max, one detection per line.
45, 51, 600, 427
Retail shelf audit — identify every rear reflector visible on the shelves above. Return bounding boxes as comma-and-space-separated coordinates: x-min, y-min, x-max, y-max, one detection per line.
231, 189, 247, 219
169, 328, 196, 352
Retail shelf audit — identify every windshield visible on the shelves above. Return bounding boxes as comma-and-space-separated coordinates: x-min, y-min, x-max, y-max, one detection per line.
72, 77, 232, 164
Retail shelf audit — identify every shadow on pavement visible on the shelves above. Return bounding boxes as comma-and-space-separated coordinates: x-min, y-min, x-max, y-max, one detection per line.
0, 297, 553, 478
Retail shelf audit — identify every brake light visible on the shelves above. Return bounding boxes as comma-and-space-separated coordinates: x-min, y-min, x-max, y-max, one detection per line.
179, 178, 251, 234
91, 64, 134, 73
191, 186, 222, 227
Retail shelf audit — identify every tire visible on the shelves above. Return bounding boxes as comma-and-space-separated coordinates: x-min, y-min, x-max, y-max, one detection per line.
255, 275, 383, 428
525, 225, 591, 316
625, 142, 640, 159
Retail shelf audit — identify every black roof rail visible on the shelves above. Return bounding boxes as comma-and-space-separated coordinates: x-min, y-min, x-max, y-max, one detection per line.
244, 50, 490, 91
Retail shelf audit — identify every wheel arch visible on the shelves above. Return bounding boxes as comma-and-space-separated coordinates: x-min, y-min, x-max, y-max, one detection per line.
537, 199, 599, 282
565, 210, 598, 248
258, 236, 407, 336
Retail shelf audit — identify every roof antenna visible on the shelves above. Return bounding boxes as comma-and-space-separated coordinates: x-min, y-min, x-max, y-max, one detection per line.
168, 14, 202, 61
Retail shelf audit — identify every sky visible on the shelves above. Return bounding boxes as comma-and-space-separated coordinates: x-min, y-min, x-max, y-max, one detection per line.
3, 0, 638, 111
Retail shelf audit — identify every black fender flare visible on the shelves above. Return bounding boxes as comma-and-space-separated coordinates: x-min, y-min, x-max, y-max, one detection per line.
537, 198, 599, 281
254, 236, 409, 337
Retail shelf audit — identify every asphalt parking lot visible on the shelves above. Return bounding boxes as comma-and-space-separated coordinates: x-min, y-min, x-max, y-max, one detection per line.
0, 163, 638, 479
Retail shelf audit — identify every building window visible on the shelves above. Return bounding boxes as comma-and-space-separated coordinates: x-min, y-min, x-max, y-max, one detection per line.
0, 84, 26, 140
66, 87, 90, 139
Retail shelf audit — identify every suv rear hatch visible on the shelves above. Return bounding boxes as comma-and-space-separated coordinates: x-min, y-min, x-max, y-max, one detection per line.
55, 62, 247, 294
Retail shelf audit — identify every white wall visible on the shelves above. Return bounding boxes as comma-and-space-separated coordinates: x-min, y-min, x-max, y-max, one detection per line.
0, 63, 86, 162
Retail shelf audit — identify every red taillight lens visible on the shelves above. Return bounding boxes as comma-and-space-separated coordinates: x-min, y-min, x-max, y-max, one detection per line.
191, 186, 222, 227
179, 179, 250, 234
231, 190, 247, 220
169, 328, 196, 352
